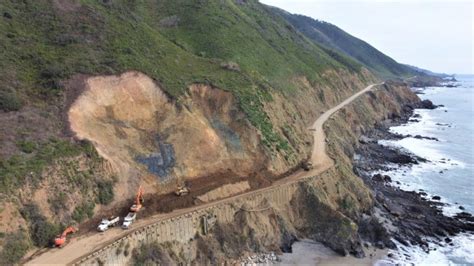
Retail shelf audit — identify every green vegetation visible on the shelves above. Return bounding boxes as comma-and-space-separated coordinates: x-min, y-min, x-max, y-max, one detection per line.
276, 10, 417, 78
96, 180, 115, 205
21, 204, 61, 247
16, 140, 36, 154
0, 138, 87, 193
72, 201, 95, 223
0, 87, 22, 111
0, 231, 30, 264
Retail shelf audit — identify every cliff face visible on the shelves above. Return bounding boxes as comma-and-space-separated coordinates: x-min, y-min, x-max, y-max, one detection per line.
127, 82, 421, 265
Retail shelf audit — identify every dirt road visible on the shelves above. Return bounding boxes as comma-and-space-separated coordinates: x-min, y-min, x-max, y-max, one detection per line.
26, 83, 379, 265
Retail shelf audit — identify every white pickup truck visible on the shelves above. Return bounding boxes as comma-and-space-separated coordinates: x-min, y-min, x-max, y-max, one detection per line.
97, 216, 120, 232
121, 212, 136, 229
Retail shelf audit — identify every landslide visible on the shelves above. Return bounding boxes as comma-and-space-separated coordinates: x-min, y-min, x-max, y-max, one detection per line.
68, 71, 266, 197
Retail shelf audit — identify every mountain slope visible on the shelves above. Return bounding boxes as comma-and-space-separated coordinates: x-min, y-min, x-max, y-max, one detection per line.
273, 9, 416, 78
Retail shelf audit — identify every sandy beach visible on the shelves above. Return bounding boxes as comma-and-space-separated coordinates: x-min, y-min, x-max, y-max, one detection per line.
278, 239, 389, 265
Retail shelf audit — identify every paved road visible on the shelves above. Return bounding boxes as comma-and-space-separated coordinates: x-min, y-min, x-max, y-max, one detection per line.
26, 83, 379, 265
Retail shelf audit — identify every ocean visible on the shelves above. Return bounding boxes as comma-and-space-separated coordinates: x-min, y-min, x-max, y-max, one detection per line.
376, 74, 474, 265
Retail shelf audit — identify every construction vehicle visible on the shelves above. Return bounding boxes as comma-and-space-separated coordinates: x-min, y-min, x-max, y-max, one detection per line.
175, 185, 190, 196
97, 216, 120, 232
54, 226, 78, 248
130, 186, 144, 212
301, 160, 313, 171
121, 212, 136, 229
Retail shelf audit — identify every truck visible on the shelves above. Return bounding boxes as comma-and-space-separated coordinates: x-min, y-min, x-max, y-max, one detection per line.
121, 212, 136, 229
97, 216, 120, 232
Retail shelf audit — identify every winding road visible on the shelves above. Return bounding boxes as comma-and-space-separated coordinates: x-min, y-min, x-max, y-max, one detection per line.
26, 83, 379, 265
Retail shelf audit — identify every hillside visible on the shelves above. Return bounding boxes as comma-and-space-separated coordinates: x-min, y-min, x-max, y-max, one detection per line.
273, 8, 417, 78
0, 0, 420, 263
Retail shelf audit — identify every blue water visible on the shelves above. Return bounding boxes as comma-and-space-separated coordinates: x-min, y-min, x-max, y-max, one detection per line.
376, 75, 474, 265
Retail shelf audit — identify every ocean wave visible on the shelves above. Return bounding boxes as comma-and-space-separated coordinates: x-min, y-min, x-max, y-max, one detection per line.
384, 234, 474, 266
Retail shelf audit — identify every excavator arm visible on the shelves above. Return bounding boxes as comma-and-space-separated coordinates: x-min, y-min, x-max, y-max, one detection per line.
54, 226, 78, 247
130, 186, 144, 212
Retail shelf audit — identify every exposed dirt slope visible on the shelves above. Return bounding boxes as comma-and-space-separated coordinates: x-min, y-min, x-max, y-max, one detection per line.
68, 71, 266, 197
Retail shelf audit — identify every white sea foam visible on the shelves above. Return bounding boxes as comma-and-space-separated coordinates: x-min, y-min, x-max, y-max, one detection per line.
384, 234, 474, 266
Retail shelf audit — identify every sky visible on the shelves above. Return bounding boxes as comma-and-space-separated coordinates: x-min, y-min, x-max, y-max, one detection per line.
260, 0, 473, 74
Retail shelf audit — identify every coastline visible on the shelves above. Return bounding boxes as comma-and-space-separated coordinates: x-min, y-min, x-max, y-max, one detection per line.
353, 80, 474, 263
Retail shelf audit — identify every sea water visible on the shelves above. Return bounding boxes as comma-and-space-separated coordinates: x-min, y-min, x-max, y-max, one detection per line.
376, 75, 474, 265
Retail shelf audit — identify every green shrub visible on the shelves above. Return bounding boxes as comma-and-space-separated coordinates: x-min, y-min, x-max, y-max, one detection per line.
17, 140, 37, 154
21, 204, 61, 247
97, 180, 114, 205
72, 201, 95, 222
0, 139, 83, 193
0, 231, 30, 264
0, 88, 22, 112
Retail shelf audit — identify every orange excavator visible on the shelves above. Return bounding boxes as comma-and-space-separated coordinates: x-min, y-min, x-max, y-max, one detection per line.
54, 226, 78, 248
130, 186, 144, 212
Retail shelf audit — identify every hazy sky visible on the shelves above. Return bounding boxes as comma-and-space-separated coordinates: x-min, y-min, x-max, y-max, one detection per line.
260, 0, 473, 74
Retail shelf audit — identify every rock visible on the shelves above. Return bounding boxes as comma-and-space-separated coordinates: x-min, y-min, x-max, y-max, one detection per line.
384, 200, 404, 217
432, 196, 441, 200
459, 206, 465, 210
445, 237, 452, 243
359, 136, 374, 144
3, 12, 12, 19
419, 99, 437, 109
372, 174, 391, 183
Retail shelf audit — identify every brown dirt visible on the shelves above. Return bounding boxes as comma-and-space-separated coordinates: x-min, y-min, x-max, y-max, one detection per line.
197, 181, 251, 203
0, 202, 26, 234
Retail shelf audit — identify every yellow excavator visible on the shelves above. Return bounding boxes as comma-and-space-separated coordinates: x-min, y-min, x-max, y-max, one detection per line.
175, 184, 190, 196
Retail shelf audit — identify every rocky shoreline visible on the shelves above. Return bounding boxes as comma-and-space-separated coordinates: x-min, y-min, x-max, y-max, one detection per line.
353, 92, 474, 259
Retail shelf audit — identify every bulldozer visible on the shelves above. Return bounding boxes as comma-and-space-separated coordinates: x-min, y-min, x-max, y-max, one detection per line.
175, 185, 190, 196
130, 186, 144, 212
54, 226, 78, 248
